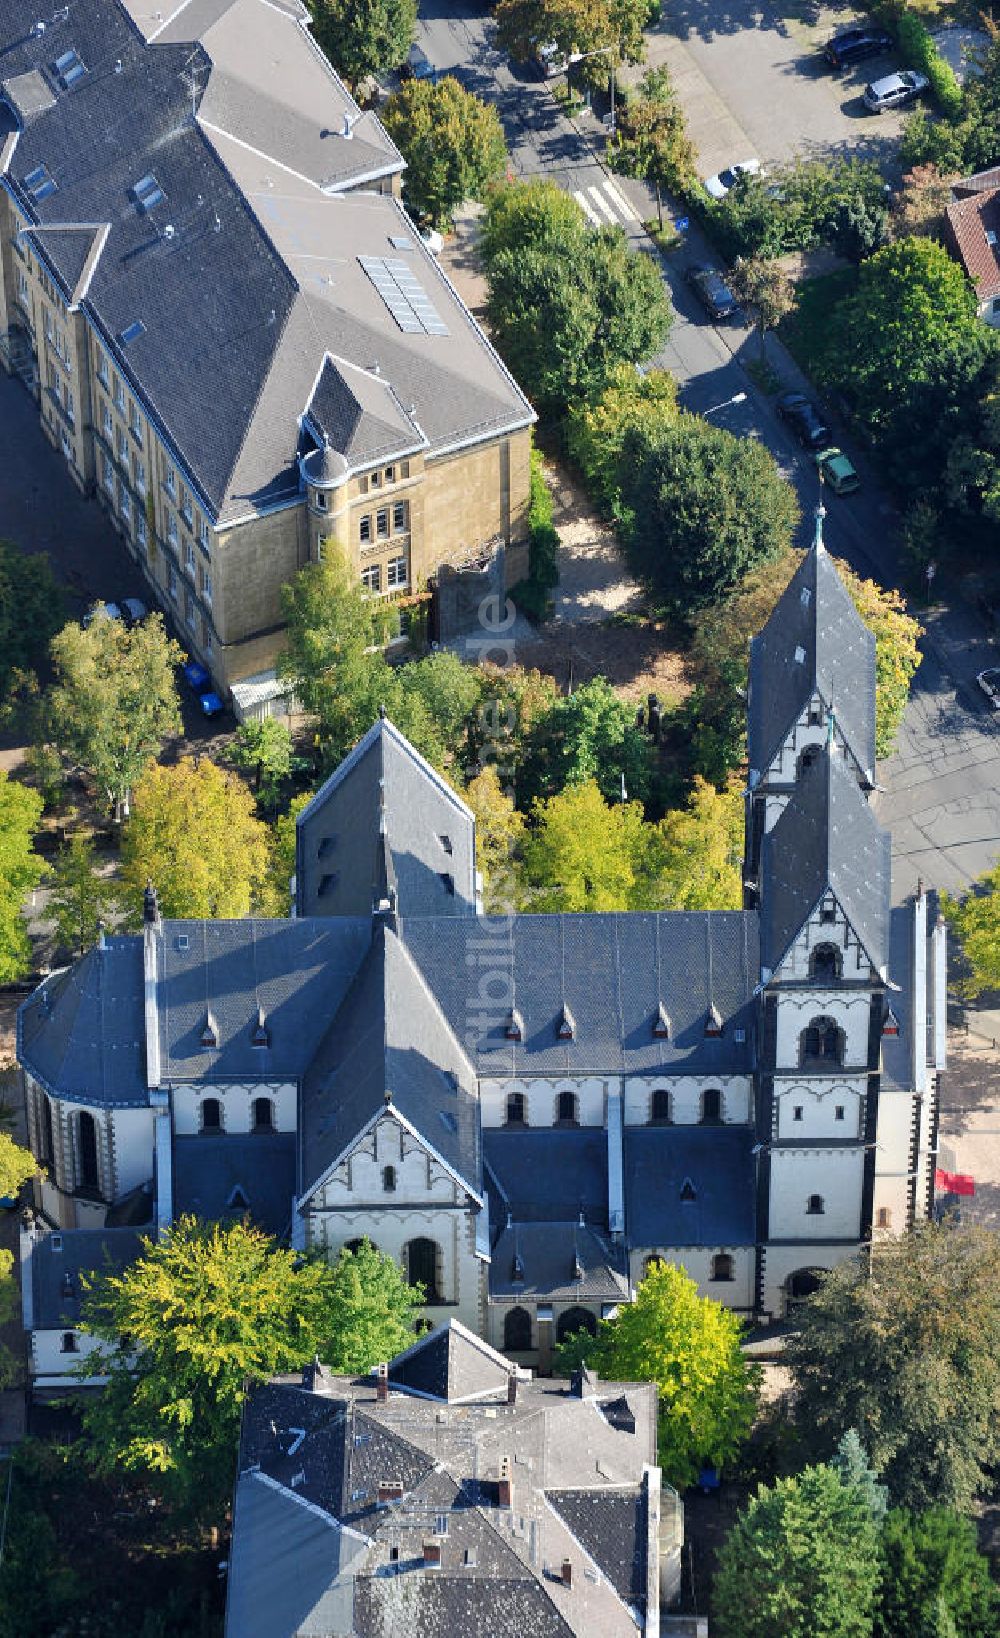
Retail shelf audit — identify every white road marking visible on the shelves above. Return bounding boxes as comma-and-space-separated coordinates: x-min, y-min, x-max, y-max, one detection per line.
587, 184, 619, 224
572, 189, 603, 226
601, 176, 641, 222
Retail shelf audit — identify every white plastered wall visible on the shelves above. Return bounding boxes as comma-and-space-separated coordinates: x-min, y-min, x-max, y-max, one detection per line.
171, 1081, 296, 1134
774, 1079, 864, 1141
768, 1145, 864, 1239
628, 1245, 755, 1311
774, 992, 871, 1070
623, 1075, 752, 1127
478, 1076, 608, 1128
761, 1240, 862, 1318
317, 1116, 465, 1208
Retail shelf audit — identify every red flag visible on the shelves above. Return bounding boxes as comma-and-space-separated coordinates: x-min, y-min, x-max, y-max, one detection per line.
935, 1169, 975, 1197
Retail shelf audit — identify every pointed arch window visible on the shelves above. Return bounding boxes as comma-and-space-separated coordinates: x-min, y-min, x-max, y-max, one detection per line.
555, 1091, 579, 1127
680, 1178, 697, 1203
504, 1306, 531, 1352
810, 944, 841, 982
505, 1091, 526, 1126
77, 1111, 99, 1194
649, 1088, 672, 1125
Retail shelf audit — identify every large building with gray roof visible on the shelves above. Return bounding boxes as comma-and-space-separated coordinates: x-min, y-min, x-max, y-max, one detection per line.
17, 518, 946, 1384
0, 0, 535, 706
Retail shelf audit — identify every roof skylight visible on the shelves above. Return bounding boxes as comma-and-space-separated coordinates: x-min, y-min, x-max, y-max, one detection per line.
132, 173, 165, 212
23, 163, 56, 202
53, 48, 86, 89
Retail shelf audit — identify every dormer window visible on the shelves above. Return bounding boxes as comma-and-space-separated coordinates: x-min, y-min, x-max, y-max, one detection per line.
680, 1178, 696, 1203
704, 1005, 723, 1038
883, 1008, 900, 1038
252, 1007, 269, 1049
652, 1001, 671, 1040
505, 1008, 523, 1042
557, 1006, 575, 1041
23, 163, 56, 202
200, 1011, 218, 1049
820, 897, 836, 924
438, 834, 453, 855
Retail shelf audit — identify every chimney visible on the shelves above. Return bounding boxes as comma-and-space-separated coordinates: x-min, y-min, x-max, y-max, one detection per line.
378, 1480, 404, 1506
560, 1558, 573, 1589
498, 1454, 512, 1509
376, 1361, 389, 1403
507, 1371, 518, 1406
423, 1540, 441, 1569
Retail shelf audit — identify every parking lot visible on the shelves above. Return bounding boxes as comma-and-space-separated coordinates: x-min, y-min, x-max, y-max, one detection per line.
651, 1, 912, 181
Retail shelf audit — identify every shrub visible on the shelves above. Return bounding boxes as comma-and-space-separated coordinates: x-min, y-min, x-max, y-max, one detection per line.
894, 10, 963, 118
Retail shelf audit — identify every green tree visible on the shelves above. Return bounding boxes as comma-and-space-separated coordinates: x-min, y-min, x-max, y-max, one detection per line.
321, 1239, 424, 1373
0, 541, 64, 699
728, 255, 795, 360
121, 757, 271, 921
832, 1428, 888, 1523
48, 612, 183, 822
0, 1247, 22, 1388
657, 775, 743, 910
494, 0, 654, 79
522, 779, 661, 911
876, 1507, 1000, 1638
483, 186, 672, 414
0, 1133, 37, 1208
609, 68, 696, 225
80, 1216, 337, 1511
785, 1224, 1000, 1512
467, 662, 561, 790
713, 1464, 882, 1638
228, 718, 294, 813
566, 363, 678, 511
519, 676, 651, 808
382, 77, 508, 229
942, 863, 1000, 997
266, 789, 313, 917
557, 1261, 759, 1487
464, 765, 524, 912
619, 415, 798, 619
279, 547, 392, 767
396, 650, 484, 767
308, 0, 416, 85
0, 772, 45, 983
48, 832, 120, 957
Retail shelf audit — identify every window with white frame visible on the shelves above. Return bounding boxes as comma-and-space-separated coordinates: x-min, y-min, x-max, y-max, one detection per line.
202, 619, 213, 655
119, 483, 131, 522
130, 402, 143, 443
361, 563, 381, 592
96, 344, 110, 387
184, 589, 195, 629
167, 511, 178, 546
114, 376, 126, 414
181, 489, 193, 528
136, 513, 147, 551
201, 569, 213, 606
167, 564, 178, 602
133, 456, 146, 497
102, 402, 113, 439
185, 541, 195, 577
386, 554, 408, 589
198, 516, 210, 552
102, 452, 115, 496
376, 506, 389, 539
392, 500, 408, 533
359, 514, 372, 543
164, 462, 177, 500
16, 269, 29, 307
65, 388, 75, 426
312, 488, 328, 512
117, 426, 128, 463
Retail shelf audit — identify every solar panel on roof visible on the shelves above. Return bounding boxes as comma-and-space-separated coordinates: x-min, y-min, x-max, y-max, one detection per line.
23, 164, 56, 201
119, 320, 146, 345
358, 255, 449, 337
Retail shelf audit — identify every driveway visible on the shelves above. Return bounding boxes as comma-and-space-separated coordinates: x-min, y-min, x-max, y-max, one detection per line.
651, 1, 912, 181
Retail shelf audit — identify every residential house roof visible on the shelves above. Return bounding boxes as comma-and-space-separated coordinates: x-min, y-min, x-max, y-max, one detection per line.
945, 187, 1000, 304
387, 1318, 514, 1402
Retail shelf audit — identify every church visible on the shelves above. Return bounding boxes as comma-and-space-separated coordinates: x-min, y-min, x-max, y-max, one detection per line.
17, 512, 946, 1385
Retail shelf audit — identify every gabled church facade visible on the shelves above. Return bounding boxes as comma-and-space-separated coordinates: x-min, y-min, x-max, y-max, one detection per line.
17, 513, 946, 1385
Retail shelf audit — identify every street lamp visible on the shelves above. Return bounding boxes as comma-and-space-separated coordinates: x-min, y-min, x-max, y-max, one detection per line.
571, 42, 619, 134
702, 391, 748, 417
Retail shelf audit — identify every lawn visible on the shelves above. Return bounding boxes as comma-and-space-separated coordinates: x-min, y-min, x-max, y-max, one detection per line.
777, 267, 858, 384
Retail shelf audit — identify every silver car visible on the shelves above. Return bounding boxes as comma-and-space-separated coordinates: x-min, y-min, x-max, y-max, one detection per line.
863, 70, 928, 112
977, 667, 1000, 709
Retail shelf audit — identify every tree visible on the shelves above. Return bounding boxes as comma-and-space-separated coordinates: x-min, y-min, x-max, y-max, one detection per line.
483, 184, 672, 413
522, 780, 661, 911
0, 541, 64, 699
941, 864, 1000, 997
832, 1428, 888, 1522
876, 1507, 1000, 1638
121, 757, 271, 921
279, 547, 392, 767
519, 676, 652, 808
266, 789, 313, 917
308, 0, 416, 86
467, 661, 561, 790
557, 1261, 758, 1487
657, 776, 743, 910
0, 1248, 22, 1389
48, 612, 183, 822
0, 1132, 38, 1206
619, 415, 798, 619
844, 566, 923, 757
891, 165, 957, 242
609, 68, 696, 225
728, 256, 795, 360
228, 718, 294, 814
0, 772, 45, 983
396, 650, 484, 768
321, 1239, 424, 1373
464, 765, 524, 912
382, 77, 507, 229
80, 1216, 337, 1511
784, 1224, 1000, 1512
48, 833, 120, 957
566, 363, 678, 511
713, 1464, 882, 1638
494, 0, 655, 80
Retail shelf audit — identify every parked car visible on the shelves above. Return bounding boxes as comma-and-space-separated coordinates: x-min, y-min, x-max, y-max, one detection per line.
977, 667, 1000, 708
824, 26, 893, 68
82, 600, 123, 627
181, 658, 225, 717
402, 42, 436, 82
863, 70, 929, 113
703, 159, 760, 201
120, 597, 149, 627
815, 446, 860, 495
533, 41, 582, 77
776, 391, 831, 450
685, 264, 741, 322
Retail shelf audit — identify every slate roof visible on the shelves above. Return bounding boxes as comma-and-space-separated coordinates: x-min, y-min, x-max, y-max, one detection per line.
623, 1127, 757, 1248
488, 1222, 629, 1303
388, 1319, 514, 1402
172, 1132, 296, 1237
29, 1226, 144, 1329
18, 941, 146, 1107
295, 715, 477, 921
760, 746, 891, 975
403, 910, 758, 1075
484, 1129, 609, 1227
945, 188, 1000, 304
748, 540, 877, 783
303, 355, 426, 475
299, 923, 482, 1201
0, 0, 533, 526
229, 1326, 658, 1637
225, 1472, 367, 1638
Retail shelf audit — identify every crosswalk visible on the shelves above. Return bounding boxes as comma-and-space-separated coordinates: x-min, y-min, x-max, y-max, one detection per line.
571, 174, 642, 229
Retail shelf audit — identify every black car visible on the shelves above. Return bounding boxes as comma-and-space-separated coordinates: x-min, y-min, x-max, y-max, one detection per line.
776, 391, 830, 450
824, 26, 893, 68
685, 264, 740, 322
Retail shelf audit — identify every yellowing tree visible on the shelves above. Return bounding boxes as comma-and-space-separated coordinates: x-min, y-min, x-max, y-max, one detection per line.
121, 757, 270, 921
942, 864, 1000, 998
522, 779, 664, 911
0, 772, 46, 983
464, 765, 524, 913
658, 775, 744, 910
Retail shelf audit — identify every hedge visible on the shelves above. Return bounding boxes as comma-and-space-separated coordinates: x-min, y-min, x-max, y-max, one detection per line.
892, 9, 963, 118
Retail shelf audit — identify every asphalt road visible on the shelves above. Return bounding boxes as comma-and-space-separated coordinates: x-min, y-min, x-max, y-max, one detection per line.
414, 1, 1000, 905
